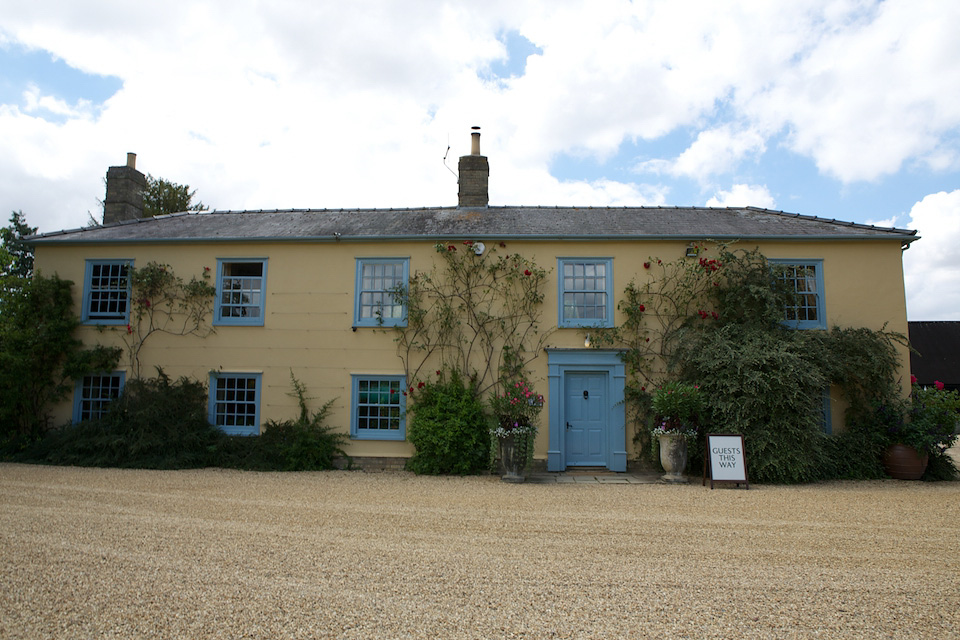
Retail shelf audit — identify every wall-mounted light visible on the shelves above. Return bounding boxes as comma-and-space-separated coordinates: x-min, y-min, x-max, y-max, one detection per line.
584, 334, 592, 348
685, 243, 699, 258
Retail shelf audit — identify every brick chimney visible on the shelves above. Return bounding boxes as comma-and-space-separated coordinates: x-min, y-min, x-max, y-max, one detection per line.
103, 152, 147, 225
458, 127, 488, 207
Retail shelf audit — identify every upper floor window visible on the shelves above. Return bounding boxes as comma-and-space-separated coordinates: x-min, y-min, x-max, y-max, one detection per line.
354, 258, 409, 327
350, 375, 406, 440
83, 260, 131, 324
558, 258, 613, 328
208, 372, 261, 436
770, 260, 825, 330
215, 259, 267, 326
73, 372, 125, 422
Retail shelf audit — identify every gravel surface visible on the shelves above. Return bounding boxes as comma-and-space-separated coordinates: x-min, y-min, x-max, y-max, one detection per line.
1, 463, 958, 639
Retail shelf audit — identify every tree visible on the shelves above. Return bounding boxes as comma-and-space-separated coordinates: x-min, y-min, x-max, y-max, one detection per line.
142, 174, 209, 218
0, 274, 120, 444
0, 210, 37, 281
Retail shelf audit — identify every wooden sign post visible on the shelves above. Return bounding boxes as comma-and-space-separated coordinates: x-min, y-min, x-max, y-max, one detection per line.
703, 434, 749, 489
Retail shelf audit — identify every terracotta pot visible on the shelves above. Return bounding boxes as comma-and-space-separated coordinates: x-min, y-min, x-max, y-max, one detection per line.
882, 443, 929, 480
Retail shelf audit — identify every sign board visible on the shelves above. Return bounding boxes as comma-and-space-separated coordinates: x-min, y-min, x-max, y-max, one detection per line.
703, 434, 749, 489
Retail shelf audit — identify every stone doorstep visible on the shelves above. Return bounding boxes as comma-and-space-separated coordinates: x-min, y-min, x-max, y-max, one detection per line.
525, 472, 662, 484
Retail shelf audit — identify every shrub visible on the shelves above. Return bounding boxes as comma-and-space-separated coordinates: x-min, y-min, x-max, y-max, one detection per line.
678, 325, 830, 483
406, 371, 490, 475
26, 369, 218, 469
218, 373, 348, 471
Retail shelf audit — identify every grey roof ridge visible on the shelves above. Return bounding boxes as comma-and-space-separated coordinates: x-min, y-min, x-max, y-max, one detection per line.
27, 203, 919, 242
743, 206, 917, 237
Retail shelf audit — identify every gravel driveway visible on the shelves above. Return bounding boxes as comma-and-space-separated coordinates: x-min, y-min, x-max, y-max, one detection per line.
1, 463, 958, 639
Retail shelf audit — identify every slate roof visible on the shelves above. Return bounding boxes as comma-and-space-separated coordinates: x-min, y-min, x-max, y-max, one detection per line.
909, 321, 960, 390
29, 205, 918, 245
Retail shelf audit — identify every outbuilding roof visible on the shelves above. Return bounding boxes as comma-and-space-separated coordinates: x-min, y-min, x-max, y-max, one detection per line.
29, 205, 918, 245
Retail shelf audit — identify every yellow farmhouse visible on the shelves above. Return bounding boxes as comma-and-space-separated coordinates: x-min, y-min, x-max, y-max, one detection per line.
31, 133, 916, 471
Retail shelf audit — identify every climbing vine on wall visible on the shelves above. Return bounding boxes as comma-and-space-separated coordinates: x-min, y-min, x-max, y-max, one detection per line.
391, 241, 552, 397
111, 262, 216, 378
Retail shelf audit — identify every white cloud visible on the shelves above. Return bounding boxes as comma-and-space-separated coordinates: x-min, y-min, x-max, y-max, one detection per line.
636, 125, 766, 180
21, 84, 94, 119
747, 0, 960, 182
902, 190, 960, 320
705, 184, 776, 209
0, 0, 958, 248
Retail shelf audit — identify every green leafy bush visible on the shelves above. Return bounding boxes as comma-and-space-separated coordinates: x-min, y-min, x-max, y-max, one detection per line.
678, 325, 830, 483
27, 370, 218, 469
406, 371, 490, 475
218, 373, 347, 471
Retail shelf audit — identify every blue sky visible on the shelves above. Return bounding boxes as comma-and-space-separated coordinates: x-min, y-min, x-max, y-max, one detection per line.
1, 0, 959, 319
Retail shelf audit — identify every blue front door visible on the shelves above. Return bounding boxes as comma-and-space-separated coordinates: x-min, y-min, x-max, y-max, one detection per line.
564, 372, 607, 466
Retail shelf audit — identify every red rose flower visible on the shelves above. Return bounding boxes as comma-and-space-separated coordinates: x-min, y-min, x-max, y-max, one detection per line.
935, 380, 945, 390
524, 269, 532, 276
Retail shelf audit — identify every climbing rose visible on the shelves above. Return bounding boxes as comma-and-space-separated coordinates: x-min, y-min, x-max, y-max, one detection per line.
910, 375, 917, 384
935, 380, 945, 390
524, 269, 532, 276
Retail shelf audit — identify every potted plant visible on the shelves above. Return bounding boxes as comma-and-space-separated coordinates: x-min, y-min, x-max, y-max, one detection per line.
651, 381, 702, 483
489, 378, 543, 483
883, 378, 960, 480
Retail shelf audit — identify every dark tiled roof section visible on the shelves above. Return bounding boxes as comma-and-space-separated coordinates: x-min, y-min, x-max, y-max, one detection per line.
909, 321, 960, 389
29, 206, 918, 244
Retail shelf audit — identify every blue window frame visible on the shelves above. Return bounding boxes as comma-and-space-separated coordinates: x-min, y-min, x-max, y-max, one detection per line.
558, 258, 613, 328
82, 260, 132, 324
209, 372, 262, 436
819, 388, 833, 435
215, 259, 267, 326
73, 372, 125, 422
770, 260, 826, 329
354, 258, 409, 327
350, 375, 406, 440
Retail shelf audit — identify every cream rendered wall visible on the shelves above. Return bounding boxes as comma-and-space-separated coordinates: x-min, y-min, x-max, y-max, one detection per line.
35, 235, 911, 463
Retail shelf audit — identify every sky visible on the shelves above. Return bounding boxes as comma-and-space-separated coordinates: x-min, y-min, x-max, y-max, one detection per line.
1, 0, 959, 320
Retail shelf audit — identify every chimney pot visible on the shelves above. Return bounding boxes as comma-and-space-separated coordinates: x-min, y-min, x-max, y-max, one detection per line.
458, 128, 489, 207
126, 152, 137, 169
470, 126, 481, 155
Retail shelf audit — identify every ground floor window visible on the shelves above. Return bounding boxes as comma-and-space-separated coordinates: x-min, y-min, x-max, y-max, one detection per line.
209, 372, 261, 436
350, 375, 405, 440
74, 372, 125, 422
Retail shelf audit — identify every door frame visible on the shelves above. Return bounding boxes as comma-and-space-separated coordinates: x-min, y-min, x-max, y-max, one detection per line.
546, 349, 626, 472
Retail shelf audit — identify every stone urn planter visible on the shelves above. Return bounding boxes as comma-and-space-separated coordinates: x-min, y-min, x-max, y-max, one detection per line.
882, 443, 929, 480
498, 433, 527, 483
658, 433, 689, 483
